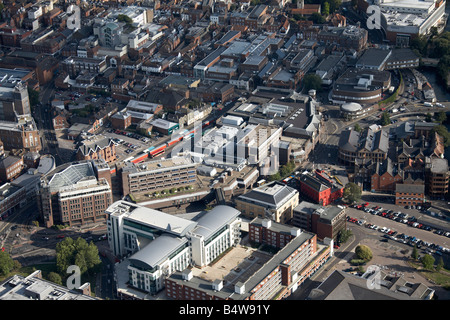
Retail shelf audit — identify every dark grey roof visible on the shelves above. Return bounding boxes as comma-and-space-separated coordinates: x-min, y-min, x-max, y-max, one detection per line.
299, 173, 328, 192
395, 184, 425, 194
308, 270, 434, 300
338, 129, 359, 152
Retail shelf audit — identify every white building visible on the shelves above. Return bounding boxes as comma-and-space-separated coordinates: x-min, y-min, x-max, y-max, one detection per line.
106, 201, 241, 296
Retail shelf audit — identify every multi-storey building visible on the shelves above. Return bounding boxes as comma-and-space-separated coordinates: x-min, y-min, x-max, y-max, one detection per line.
235, 181, 299, 224
120, 156, 197, 196
0, 81, 31, 122
0, 115, 41, 152
39, 160, 113, 227
0, 183, 26, 220
106, 201, 241, 297
395, 184, 425, 206
292, 201, 347, 242
61, 56, 107, 79
426, 157, 449, 197
298, 170, 345, 207
338, 127, 389, 166
0, 155, 23, 182
75, 135, 116, 163
166, 223, 333, 300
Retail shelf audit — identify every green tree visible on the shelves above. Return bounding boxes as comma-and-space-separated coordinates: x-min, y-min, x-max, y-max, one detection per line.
338, 228, 352, 244
355, 245, 373, 262
343, 182, 361, 204
432, 125, 450, 147
421, 254, 435, 270
322, 2, 330, 16
425, 113, 433, 122
27, 87, 40, 108
412, 245, 419, 260
435, 111, 447, 124
309, 12, 325, 24
302, 73, 323, 92
0, 251, 14, 276
381, 112, 391, 126
56, 237, 101, 276
117, 14, 133, 24
354, 123, 362, 132
48, 272, 63, 285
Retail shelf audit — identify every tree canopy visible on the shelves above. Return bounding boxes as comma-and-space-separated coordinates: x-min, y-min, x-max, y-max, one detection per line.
343, 182, 362, 204
302, 73, 323, 92
56, 237, 101, 276
0, 251, 14, 276
355, 245, 373, 262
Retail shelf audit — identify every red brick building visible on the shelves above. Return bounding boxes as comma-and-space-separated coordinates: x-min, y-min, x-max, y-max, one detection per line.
395, 184, 425, 206
298, 171, 344, 206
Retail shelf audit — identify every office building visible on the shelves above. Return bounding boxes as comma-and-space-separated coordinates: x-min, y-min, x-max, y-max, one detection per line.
235, 181, 299, 224
120, 156, 197, 196
39, 160, 113, 227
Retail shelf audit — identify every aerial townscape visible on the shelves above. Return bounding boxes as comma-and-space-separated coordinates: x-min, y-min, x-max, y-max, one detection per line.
0, 0, 449, 306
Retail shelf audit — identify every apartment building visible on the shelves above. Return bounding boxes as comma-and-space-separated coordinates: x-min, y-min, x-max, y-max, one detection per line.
106, 201, 241, 297
120, 156, 197, 196
166, 224, 333, 300
235, 181, 299, 224
39, 160, 113, 227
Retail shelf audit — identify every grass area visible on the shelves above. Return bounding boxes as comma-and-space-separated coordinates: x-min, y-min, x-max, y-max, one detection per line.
407, 259, 450, 290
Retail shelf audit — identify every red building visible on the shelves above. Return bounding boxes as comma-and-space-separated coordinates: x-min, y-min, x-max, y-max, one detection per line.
298, 170, 344, 206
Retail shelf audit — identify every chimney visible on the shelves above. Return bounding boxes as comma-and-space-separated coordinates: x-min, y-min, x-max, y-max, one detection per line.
235, 282, 245, 294
290, 227, 301, 237
212, 279, 223, 292
182, 269, 193, 281
262, 219, 272, 228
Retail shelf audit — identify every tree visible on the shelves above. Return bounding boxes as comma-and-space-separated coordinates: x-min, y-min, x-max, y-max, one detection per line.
412, 245, 419, 260
56, 237, 101, 277
381, 112, 391, 126
432, 125, 450, 147
48, 272, 63, 285
425, 113, 433, 122
338, 229, 352, 244
302, 73, 323, 92
343, 182, 362, 204
309, 12, 325, 24
322, 2, 330, 16
354, 123, 362, 132
27, 87, 40, 108
0, 251, 14, 276
355, 245, 373, 262
421, 254, 435, 270
435, 111, 447, 124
